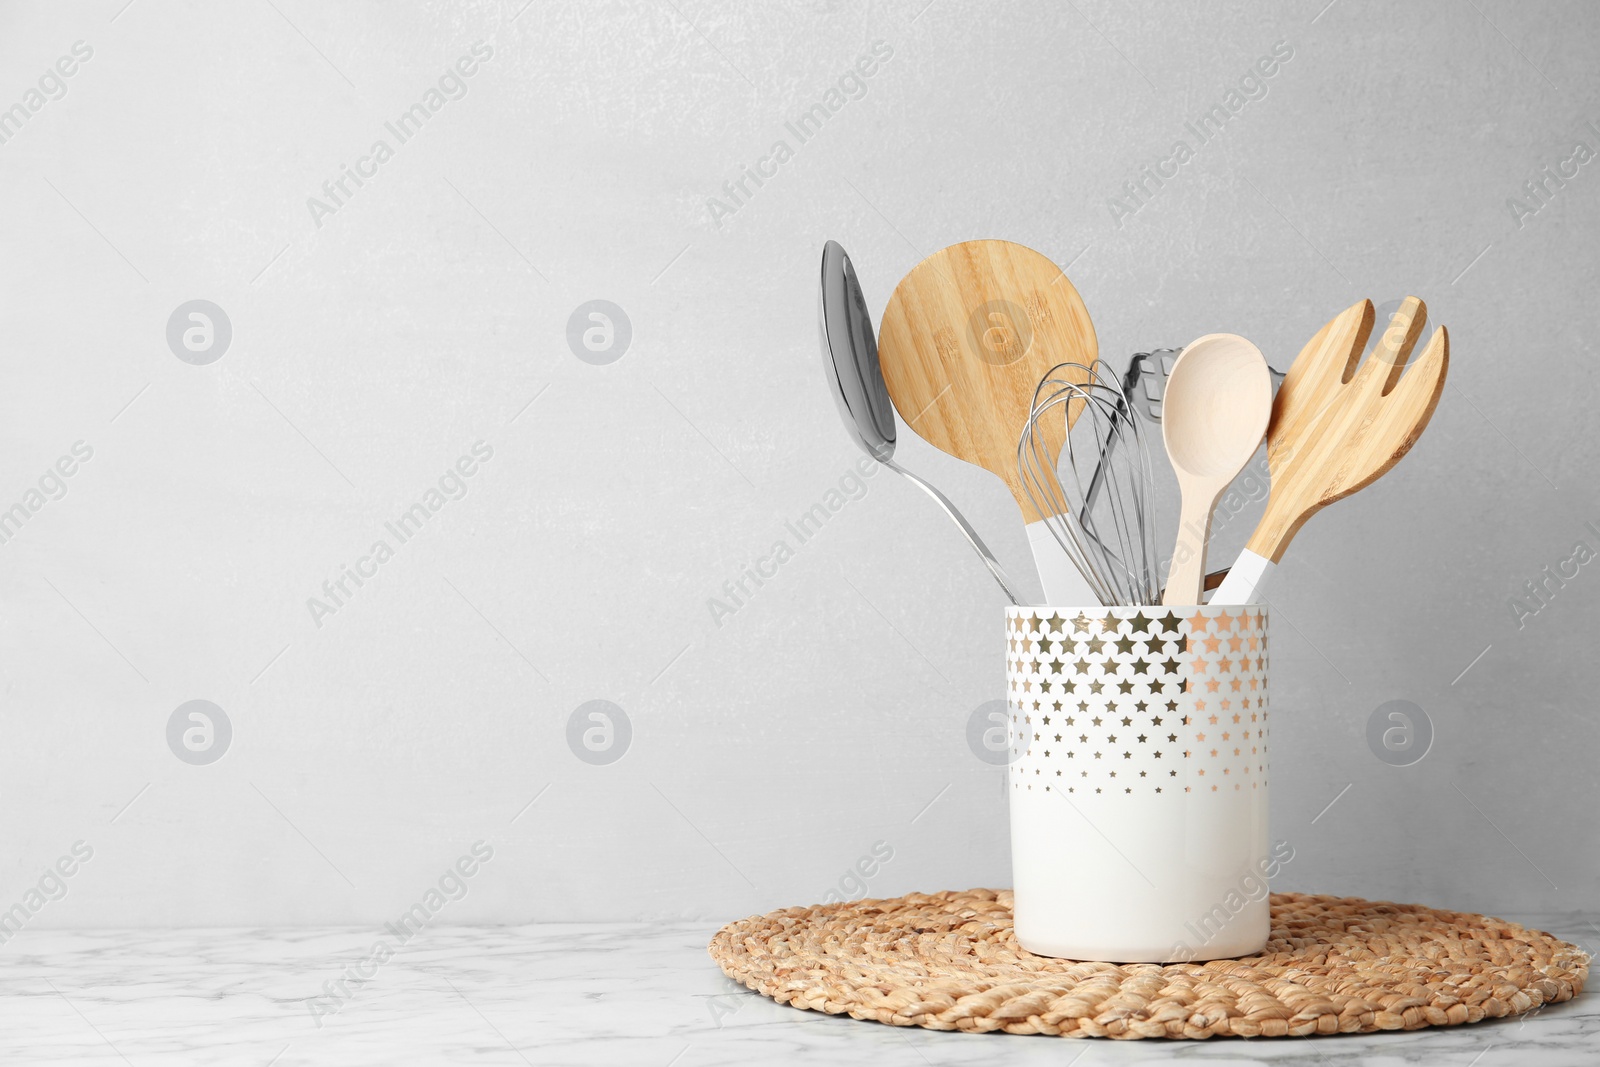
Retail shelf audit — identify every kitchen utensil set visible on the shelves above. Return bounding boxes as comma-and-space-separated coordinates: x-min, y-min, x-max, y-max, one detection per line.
818, 241, 1449, 608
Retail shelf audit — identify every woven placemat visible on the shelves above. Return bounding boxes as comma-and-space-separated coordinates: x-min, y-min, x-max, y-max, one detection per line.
708, 889, 1588, 1039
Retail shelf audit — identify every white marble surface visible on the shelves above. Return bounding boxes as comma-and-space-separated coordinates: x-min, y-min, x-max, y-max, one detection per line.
1, 912, 1593, 1065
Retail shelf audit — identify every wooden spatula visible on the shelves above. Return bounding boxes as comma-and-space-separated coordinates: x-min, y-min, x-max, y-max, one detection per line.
877, 240, 1098, 604
1210, 297, 1449, 604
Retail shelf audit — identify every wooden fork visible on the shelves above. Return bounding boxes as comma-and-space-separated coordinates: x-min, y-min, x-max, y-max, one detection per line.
1210, 297, 1449, 604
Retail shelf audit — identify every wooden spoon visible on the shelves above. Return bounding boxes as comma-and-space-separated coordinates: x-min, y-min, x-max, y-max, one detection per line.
1210, 297, 1449, 604
1160, 334, 1272, 606
877, 240, 1098, 604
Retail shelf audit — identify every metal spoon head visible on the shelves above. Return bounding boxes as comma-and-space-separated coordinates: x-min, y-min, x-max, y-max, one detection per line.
818, 240, 895, 462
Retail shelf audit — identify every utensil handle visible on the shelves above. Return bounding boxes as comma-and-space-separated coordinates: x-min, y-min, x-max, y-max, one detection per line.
884, 459, 1022, 605
1025, 520, 1101, 607
1162, 495, 1216, 607
1209, 548, 1274, 606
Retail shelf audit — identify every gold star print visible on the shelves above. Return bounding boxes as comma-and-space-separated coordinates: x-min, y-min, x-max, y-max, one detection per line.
1196, 731, 1207, 741
1071, 611, 1092, 633
1205, 679, 1221, 693
1167, 733, 1177, 742
1121, 716, 1133, 726
1217, 656, 1234, 673
1115, 633, 1138, 655
1185, 609, 1209, 632
1228, 633, 1244, 653
1100, 612, 1120, 633
1129, 610, 1153, 634
1202, 633, 1221, 653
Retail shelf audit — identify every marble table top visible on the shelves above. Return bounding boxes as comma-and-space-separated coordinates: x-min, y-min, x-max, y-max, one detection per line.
1, 912, 1593, 1065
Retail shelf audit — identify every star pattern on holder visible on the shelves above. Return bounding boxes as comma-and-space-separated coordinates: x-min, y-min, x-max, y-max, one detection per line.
1006, 607, 1269, 795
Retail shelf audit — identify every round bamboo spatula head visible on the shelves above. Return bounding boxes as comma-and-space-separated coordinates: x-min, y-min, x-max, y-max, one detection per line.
877, 240, 1097, 523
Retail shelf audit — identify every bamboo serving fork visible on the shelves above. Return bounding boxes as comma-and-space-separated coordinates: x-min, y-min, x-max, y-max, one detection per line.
1210, 297, 1450, 605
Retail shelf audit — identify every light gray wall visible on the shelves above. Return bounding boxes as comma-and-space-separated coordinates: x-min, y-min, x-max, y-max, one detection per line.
1, 0, 1594, 927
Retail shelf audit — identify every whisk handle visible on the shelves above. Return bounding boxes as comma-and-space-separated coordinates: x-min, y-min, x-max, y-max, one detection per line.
882, 458, 1022, 605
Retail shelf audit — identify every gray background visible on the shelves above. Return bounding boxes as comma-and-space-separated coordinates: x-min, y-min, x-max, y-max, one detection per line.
1, 0, 1595, 927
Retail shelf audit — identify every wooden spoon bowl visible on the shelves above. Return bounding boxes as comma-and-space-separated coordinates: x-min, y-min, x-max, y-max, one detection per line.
877, 240, 1097, 524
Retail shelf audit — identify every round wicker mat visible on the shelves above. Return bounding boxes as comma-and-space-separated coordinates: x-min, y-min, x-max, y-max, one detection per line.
708, 889, 1588, 1039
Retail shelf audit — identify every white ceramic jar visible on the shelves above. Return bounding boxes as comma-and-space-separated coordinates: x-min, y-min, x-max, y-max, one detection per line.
1006, 604, 1272, 962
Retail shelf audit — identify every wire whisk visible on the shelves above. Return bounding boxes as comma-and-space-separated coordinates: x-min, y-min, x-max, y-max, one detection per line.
1018, 361, 1161, 606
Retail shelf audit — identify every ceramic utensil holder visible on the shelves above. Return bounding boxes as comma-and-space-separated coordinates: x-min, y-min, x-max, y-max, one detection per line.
1005, 605, 1271, 963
